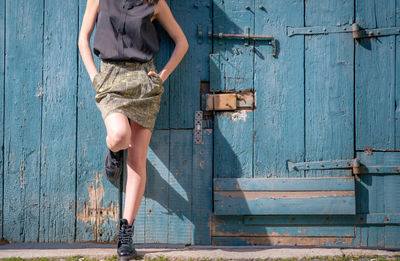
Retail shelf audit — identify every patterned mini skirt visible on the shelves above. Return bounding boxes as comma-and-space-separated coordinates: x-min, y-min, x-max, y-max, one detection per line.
92, 59, 164, 132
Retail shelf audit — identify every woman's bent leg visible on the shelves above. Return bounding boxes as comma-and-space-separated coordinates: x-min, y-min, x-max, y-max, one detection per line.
104, 112, 131, 152
123, 120, 152, 226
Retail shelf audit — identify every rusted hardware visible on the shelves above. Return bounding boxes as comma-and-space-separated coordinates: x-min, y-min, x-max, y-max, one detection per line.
208, 26, 276, 56
205, 90, 255, 111
287, 158, 399, 175
287, 22, 400, 39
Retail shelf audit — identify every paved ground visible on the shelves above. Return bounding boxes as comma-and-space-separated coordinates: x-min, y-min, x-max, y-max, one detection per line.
0, 243, 399, 260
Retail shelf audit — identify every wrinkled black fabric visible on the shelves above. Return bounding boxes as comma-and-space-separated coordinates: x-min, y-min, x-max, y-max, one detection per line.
94, 0, 160, 62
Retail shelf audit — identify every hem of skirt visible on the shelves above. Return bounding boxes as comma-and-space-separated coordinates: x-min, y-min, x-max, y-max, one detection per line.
102, 109, 155, 132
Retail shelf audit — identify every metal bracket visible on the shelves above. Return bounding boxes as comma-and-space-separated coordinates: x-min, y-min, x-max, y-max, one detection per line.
287, 23, 400, 38
208, 26, 277, 56
287, 158, 399, 174
193, 110, 203, 144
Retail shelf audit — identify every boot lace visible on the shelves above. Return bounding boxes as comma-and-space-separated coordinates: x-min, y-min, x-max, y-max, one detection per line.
118, 226, 133, 244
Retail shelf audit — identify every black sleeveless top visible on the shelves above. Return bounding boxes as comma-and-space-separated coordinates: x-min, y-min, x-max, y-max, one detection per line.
93, 0, 160, 62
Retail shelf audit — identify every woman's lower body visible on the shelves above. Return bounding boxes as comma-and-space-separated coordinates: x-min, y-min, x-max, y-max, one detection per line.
92, 59, 164, 260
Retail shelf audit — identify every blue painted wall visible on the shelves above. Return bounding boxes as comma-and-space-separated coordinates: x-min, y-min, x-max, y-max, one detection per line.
0, 0, 399, 249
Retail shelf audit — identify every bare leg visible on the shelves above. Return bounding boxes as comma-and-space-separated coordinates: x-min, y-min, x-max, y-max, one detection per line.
104, 112, 132, 152
123, 120, 152, 226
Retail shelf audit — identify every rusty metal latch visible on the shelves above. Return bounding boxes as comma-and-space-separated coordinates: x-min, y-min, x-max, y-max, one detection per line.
287, 158, 399, 175
207, 26, 277, 56
205, 90, 255, 111
287, 22, 400, 39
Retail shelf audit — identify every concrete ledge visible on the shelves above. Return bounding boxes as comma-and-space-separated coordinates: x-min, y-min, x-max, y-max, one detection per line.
0, 243, 399, 260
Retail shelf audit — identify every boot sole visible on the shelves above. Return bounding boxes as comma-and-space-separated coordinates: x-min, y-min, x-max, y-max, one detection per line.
117, 253, 137, 261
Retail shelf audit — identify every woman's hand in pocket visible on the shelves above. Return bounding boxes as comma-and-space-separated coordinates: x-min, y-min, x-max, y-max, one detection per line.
147, 71, 166, 84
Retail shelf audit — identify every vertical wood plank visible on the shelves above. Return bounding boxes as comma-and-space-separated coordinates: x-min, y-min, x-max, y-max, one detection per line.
396, 0, 400, 150
169, 0, 211, 128
168, 130, 192, 244
305, 0, 354, 177
213, 0, 254, 179
0, 0, 4, 239
144, 130, 169, 243
191, 129, 212, 245
384, 225, 400, 248
152, 0, 171, 130
253, 0, 304, 178
76, 0, 120, 242
4, 0, 43, 242
38, 0, 78, 242
356, 0, 396, 150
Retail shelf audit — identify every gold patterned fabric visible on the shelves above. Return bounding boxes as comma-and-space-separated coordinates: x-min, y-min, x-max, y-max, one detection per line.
92, 59, 164, 132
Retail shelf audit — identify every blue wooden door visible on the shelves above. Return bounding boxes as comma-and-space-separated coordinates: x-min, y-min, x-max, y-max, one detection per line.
210, 0, 400, 247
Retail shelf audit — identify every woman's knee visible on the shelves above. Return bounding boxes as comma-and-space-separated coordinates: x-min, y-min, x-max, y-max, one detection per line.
107, 126, 131, 150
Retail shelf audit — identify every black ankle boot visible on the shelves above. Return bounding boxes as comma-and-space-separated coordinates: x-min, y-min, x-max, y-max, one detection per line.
117, 218, 137, 260
104, 149, 124, 182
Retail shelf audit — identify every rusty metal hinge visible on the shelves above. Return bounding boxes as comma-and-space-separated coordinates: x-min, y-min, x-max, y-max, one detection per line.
287, 22, 400, 39
287, 158, 399, 175
193, 110, 203, 145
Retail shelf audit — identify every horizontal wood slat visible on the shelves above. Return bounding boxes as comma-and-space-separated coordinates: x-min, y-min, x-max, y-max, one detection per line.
213, 177, 356, 215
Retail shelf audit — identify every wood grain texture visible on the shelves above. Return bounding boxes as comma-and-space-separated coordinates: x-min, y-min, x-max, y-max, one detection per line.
152, 0, 171, 130
169, 0, 211, 128
38, 0, 78, 242
305, 0, 354, 178
396, 0, 400, 150
76, 0, 120, 243
191, 129, 212, 245
167, 130, 192, 243
144, 130, 169, 243
356, 0, 396, 150
0, 0, 4, 239
254, 0, 305, 178
3, 0, 43, 242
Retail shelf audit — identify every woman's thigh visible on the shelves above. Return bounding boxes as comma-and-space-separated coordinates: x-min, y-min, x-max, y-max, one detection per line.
127, 119, 153, 166
104, 112, 131, 141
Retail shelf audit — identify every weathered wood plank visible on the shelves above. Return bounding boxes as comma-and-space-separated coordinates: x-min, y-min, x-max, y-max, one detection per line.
0, 0, 4, 238
152, 0, 171, 130
4, 0, 43, 242
253, 0, 304, 178
191, 129, 213, 245
212, 236, 356, 247
169, 0, 211, 128
385, 225, 400, 248
214, 192, 355, 215
76, 0, 120, 242
38, 0, 78, 242
212, 0, 254, 180
305, 0, 354, 178
214, 111, 253, 178
244, 214, 400, 225
144, 130, 169, 243
168, 130, 192, 244
212, 0, 254, 92
214, 177, 355, 191
356, 0, 396, 150
397, 0, 400, 150
212, 215, 354, 237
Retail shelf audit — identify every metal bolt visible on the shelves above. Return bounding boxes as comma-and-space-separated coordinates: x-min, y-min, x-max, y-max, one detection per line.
343, 27, 347, 31
258, 4, 264, 9
194, 3, 198, 8
322, 27, 327, 31
376, 30, 380, 35
245, 4, 250, 9
369, 31, 373, 36
308, 29, 312, 33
